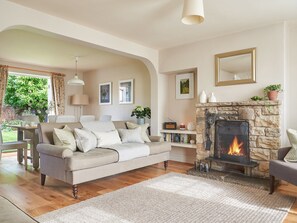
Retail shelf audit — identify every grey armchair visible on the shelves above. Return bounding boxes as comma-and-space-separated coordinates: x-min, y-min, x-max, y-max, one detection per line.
269, 147, 297, 194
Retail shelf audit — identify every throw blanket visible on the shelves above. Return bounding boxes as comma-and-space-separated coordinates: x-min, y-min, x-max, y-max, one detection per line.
107, 143, 150, 162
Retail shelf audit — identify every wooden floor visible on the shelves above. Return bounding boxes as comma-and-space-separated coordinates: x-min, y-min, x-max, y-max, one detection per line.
0, 153, 297, 222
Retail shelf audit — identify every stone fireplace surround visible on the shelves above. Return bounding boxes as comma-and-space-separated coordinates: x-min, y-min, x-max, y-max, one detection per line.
196, 101, 281, 178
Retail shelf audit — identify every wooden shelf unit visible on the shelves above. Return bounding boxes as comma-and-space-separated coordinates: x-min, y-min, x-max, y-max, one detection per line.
160, 129, 197, 149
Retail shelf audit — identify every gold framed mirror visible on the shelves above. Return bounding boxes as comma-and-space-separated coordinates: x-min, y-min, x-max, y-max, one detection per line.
215, 48, 256, 86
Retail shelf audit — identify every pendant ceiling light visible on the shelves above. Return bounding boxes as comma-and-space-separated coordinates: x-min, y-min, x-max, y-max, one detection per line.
67, 57, 85, 86
182, 0, 205, 25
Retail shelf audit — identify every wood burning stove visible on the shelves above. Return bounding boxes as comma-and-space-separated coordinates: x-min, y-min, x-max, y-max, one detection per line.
214, 120, 250, 164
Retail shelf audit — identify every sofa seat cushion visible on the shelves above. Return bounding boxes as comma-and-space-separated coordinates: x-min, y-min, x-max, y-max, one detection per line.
146, 142, 171, 155
65, 148, 119, 171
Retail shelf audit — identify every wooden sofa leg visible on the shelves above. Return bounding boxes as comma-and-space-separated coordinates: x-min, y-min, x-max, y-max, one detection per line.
269, 175, 275, 194
72, 185, 78, 199
41, 174, 46, 186
164, 161, 168, 171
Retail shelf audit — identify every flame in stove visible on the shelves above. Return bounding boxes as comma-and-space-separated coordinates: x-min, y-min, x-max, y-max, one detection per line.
228, 136, 244, 156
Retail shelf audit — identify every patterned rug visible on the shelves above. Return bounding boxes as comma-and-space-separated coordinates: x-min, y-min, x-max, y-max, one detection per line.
37, 173, 294, 223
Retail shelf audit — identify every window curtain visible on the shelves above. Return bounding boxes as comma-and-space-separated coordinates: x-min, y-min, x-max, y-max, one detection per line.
51, 73, 65, 115
0, 65, 8, 121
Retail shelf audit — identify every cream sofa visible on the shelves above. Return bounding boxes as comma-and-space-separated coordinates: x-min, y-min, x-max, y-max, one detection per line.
37, 121, 170, 198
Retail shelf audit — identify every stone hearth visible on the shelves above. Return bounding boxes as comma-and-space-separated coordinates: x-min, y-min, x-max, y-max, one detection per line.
196, 101, 281, 178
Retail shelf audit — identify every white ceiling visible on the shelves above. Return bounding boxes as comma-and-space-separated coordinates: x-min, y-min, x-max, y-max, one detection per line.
8, 0, 297, 49
0, 29, 137, 72
2, 0, 297, 71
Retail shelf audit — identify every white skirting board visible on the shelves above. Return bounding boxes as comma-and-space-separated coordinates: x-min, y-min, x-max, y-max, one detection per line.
169, 146, 196, 164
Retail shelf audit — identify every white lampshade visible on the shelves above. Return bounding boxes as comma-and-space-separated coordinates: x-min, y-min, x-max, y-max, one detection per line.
182, 0, 205, 25
67, 75, 85, 85
71, 94, 89, 105
68, 56, 85, 86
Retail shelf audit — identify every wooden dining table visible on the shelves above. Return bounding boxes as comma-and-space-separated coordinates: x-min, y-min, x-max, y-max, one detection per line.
8, 125, 39, 170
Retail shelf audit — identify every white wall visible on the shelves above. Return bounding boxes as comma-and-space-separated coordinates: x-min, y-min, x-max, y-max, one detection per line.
0, 60, 83, 115
159, 23, 290, 144
83, 60, 151, 121
160, 72, 197, 126
286, 22, 297, 133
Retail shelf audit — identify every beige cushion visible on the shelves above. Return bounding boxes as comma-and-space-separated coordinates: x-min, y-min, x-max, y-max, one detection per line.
53, 125, 76, 151
284, 129, 297, 162
74, 128, 97, 153
118, 127, 144, 143
126, 122, 151, 143
146, 142, 171, 155
93, 130, 122, 147
65, 148, 119, 171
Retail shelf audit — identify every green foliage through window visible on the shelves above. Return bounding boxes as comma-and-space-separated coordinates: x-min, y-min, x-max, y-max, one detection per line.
4, 74, 49, 122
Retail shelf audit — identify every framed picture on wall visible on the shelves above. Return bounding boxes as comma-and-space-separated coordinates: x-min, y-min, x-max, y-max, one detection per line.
176, 72, 194, 99
99, 82, 112, 105
119, 79, 134, 104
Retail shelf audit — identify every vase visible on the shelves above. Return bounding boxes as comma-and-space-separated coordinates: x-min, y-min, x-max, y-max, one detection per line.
208, 92, 217, 103
137, 118, 145, 125
199, 90, 207, 103
268, 91, 278, 101
187, 122, 195, 131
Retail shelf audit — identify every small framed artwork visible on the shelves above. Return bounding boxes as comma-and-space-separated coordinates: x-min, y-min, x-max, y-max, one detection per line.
176, 72, 194, 99
99, 82, 112, 105
119, 79, 133, 104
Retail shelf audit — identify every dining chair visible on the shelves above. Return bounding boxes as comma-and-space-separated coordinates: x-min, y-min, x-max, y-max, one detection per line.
21, 115, 40, 159
56, 115, 76, 123
48, 115, 57, 123
79, 115, 96, 122
99, 115, 112, 122
0, 126, 28, 170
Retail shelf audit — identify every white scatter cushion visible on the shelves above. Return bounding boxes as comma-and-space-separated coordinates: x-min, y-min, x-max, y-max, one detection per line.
126, 122, 151, 143
284, 129, 297, 162
53, 125, 76, 151
118, 127, 144, 144
74, 128, 97, 153
93, 130, 122, 147
81, 121, 116, 132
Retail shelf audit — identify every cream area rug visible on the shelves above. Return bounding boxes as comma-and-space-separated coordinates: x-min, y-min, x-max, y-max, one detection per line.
37, 173, 294, 223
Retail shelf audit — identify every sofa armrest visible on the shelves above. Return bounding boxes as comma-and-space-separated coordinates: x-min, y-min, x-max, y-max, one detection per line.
277, 147, 291, 160
149, 135, 164, 142
37, 144, 73, 158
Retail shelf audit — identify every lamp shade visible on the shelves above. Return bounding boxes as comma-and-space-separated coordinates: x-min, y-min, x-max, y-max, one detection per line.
71, 94, 89, 105
67, 75, 85, 85
182, 0, 205, 25
67, 57, 85, 86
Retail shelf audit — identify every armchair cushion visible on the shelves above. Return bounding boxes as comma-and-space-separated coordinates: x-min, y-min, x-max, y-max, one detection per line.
37, 144, 73, 158
284, 129, 297, 162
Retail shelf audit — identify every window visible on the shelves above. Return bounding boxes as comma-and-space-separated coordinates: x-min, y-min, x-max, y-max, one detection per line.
4, 71, 52, 122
